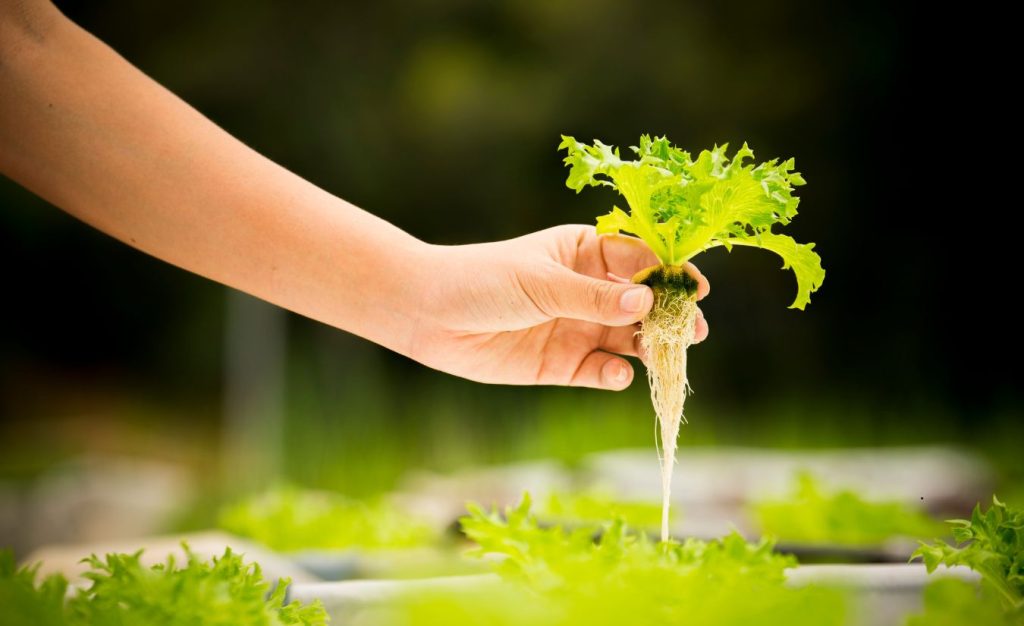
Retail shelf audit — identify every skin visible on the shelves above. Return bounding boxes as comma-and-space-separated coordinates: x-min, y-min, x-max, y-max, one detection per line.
0, 0, 707, 392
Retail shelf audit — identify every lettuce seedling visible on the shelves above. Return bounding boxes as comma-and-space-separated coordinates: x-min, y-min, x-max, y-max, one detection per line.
560, 135, 825, 540
218, 485, 437, 552
461, 493, 794, 589
754, 473, 945, 547
0, 545, 327, 626
912, 496, 1024, 619
365, 493, 848, 626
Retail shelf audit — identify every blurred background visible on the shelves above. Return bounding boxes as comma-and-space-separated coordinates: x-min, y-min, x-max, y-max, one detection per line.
1, 0, 1019, 559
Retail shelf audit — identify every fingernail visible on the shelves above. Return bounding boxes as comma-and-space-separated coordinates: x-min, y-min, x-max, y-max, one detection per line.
620, 287, 650, 313
604, 360, 629, 387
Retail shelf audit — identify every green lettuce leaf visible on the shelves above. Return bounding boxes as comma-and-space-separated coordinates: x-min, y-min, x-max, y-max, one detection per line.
560, 135, 824, 309
912, 496, 1024, 616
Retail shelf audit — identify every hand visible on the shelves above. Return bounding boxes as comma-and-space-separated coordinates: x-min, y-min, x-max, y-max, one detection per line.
408, 225, 710, 390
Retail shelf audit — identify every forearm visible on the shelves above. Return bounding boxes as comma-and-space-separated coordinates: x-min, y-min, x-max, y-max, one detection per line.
0, 2, 430, 354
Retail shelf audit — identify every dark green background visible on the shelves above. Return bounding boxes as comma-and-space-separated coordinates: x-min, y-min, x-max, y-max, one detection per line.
1, 1, 1018, 492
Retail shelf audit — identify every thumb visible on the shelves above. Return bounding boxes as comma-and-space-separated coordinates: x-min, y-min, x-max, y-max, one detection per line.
525, 266, 654, 326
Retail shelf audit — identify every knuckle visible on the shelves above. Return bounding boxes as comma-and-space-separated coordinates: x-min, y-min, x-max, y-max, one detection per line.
516, 264, 561, 317
585, 279, 615, 314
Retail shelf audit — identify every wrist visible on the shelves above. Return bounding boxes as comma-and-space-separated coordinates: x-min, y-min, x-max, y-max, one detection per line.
389, 239, 486, 366
400, 238, 454, 337
351, 231, 439, 358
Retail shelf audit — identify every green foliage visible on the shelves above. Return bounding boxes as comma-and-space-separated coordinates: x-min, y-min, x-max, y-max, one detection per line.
69, 547, 326, 626
906, 578, 1017, 626
559, 135, 824, 308
0, 549, 68, 626
461, 493, 795, 587
0, 546, 327, 626
540, 491, 664, 530
754, 473, 945, 546
364, 493, 848, 626
218, 485, 437, 552
913, 496, 1024, 616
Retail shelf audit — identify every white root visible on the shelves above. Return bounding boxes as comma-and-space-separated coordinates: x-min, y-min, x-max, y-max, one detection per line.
639, 290, 698, 543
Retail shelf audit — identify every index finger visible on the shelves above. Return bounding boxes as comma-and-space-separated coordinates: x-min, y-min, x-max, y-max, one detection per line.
599, 233, 659, 278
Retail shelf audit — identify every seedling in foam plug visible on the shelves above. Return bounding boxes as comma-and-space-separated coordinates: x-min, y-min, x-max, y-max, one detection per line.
560, 135, 825, 541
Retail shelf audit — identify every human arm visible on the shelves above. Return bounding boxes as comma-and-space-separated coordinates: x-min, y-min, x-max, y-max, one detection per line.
0, 1, 707, 390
